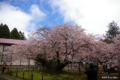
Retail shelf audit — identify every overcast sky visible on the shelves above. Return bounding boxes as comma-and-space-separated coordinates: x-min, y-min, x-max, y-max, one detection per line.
0, 0, 120, 38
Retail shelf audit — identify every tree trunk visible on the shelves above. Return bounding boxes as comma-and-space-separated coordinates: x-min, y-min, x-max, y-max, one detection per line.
85, 61, 87, 69
68, 64, 69, 70
28, 58, 30, 73
55, 61, 72, 71
56, 51, 60, 65
35, 55, 72, 71
79, 63, 81, 75
71, 63, 72, 69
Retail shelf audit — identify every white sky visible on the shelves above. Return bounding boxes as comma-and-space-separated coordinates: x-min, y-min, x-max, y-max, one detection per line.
0, 2, 46, 38
0, 0, 120, 39
49, 0, 120, 36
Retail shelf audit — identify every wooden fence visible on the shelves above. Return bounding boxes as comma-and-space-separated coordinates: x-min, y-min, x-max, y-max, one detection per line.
6, 67, 59, 80
5, 65, 120, 80
4, 63, 87, 80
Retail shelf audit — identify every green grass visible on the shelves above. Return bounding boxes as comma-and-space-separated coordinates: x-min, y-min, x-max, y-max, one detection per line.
82, 65, 88, 69
118, 65, 120, 71
3, 65, 120, 80
4, 68, 120, 80
11, 70, 87, 80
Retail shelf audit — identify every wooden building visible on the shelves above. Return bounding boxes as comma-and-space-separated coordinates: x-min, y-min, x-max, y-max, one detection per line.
0, 38, 35, 66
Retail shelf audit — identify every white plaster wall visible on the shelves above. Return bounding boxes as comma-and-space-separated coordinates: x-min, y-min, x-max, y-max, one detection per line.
12, 59, 21, 65
0, 44, 3, 65
0, 44, 35, 66
6, 62, 11, 65
30, 59, 35, 65
0, 44, 3, 54
21, 58, 30, 65
11, 58, 35, 65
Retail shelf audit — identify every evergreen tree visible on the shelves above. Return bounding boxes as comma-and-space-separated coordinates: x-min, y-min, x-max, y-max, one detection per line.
0, 23, 10, 38
10, 28, 20, 39
19, 31, 26, 40
104, 21, 120, 44
106, 21, 120, 38
0, 23, 4, 38
0, 23, 26, 40
103, 37, 112, 44
2, 24, 10, 38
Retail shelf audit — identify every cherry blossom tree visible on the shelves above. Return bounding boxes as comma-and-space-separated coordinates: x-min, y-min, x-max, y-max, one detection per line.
91, 40, 111, 64
32, 23, 96, 71
7, 23, 119, 71
110, 34, 120, 65
5, 23, 96, 71
88, 37, 119, 66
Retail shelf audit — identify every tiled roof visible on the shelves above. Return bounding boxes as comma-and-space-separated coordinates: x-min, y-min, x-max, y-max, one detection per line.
0, 38, 27, 44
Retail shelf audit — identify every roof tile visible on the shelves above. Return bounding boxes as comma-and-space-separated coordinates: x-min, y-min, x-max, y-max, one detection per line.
0, 38, 27, 44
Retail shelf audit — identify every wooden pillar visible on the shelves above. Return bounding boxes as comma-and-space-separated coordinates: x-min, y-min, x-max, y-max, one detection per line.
29, 59, 30, 66
8, 68, 9, 74
31, 74, 33, 80
28, 58, 30, 71
20, 59, 21, 65
1, 47, 3, 65
16, 68, 18, 77
11, 54, 13, 66
1, 54, 2, 65
42, 76, 43, 80
23, 72, 24, 79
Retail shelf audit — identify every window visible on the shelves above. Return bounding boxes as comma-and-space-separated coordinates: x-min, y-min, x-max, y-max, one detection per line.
3, 55, 7, 61
6, 55, 12, 62
3, 44, 11, 52
0, 55, 12, 62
